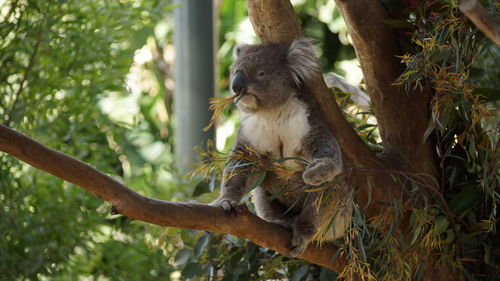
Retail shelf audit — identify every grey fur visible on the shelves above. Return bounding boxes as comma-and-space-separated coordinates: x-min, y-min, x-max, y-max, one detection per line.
287, 38, 319, 87
210, 38, 352, 257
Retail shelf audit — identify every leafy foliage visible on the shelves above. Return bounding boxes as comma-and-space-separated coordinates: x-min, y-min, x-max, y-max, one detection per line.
340, 1, 500, 280
0, 0, 177, 279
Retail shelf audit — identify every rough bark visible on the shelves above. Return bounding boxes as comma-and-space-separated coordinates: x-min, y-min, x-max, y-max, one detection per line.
246, 0, 303, 43
332, 0, 435, 175
0, 124, 346, 271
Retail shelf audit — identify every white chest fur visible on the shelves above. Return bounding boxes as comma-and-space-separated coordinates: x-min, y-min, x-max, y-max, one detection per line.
239, 96, 311, 164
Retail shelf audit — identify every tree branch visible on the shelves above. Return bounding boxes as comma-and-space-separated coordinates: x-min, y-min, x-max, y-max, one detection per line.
4, 24, 44, 126
332, 0, 434, 174
460, 0, 500, 46
0, 124, 346, 271
246, 0, 378, 170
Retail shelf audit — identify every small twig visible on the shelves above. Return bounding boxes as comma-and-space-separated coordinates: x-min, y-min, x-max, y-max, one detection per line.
203, 94, 241, 131
460, 0, 500, 46
4, 25, 44, 125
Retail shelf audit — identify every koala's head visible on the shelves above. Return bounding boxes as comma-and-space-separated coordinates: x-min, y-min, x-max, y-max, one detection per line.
230, 38, 318, 112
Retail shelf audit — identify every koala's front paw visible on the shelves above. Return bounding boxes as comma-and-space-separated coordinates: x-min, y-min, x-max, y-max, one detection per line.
302, 158, 342, 186
209, 197, 239, 213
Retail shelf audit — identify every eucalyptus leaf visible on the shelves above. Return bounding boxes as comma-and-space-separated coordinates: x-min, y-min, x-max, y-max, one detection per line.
291, 265, 309, 281
434, 216, 449, 235
449, 186, 484, 215
194, 235, 210, 259
174, 248, 192, 265
473, 88, 500, 102
181, 262, 202, 279
320, 268, 338, 281
247, 171, 267, 192
192, 180, 211, 197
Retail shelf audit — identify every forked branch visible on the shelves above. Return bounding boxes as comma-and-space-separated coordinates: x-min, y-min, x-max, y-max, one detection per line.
0, 124, 345, 271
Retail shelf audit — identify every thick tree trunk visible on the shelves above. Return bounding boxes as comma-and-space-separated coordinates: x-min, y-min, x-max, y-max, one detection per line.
333, 0, 435, 175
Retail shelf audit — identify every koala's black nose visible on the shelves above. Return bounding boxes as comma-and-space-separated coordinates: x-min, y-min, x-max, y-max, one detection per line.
231, 71, 247, 94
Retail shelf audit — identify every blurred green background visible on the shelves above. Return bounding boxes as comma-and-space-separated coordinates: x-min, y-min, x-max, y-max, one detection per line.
1, 0, 498, 280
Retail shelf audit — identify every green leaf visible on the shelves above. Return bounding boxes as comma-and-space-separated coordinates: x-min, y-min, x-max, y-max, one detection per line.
174, 248, 192, 265
234, 261, 250, 275
181, 262, 202, 279
163, 4, 181, 12
422, 115, 436, 143
430, 49, 451, 64
466, 67, 485, 83
247, 171, 267, 192
442, 229, 455, 244
473, 88, 500, 102
434, 216, 449, 235
192, 180, 211, 197
357, 124, 377, 131
449, 185, 484, 215
194, 235, 210, 259
320, 268, 338, 281
291, 265, 309, 281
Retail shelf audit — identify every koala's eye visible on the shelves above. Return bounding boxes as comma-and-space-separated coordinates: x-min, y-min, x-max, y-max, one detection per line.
257, 71, 265, 78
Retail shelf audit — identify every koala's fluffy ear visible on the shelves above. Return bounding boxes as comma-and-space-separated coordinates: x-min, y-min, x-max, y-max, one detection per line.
287, 38, 319, 87
233, 44, 249, 59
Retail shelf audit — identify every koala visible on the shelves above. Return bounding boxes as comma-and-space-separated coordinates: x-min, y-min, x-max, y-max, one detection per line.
210, 38, 352, 257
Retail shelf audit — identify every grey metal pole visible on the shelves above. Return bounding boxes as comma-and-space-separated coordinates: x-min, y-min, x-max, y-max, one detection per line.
173, 0, 215, 171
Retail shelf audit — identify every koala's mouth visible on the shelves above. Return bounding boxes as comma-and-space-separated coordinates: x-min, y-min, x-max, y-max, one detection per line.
235, 92, 258, 109
237, 94, 255, 104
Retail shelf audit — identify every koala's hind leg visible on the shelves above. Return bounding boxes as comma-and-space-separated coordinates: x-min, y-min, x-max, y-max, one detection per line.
253, 187, 294, 228
288, 193, 321, 257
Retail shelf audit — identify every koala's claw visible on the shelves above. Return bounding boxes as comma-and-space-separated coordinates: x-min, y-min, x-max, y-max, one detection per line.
221, 200, 236, 212
210, 198, 239, 213
302, 158, 341, 186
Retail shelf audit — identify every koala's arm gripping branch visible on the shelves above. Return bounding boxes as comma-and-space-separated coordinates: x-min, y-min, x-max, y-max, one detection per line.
0, 124, 346, 271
